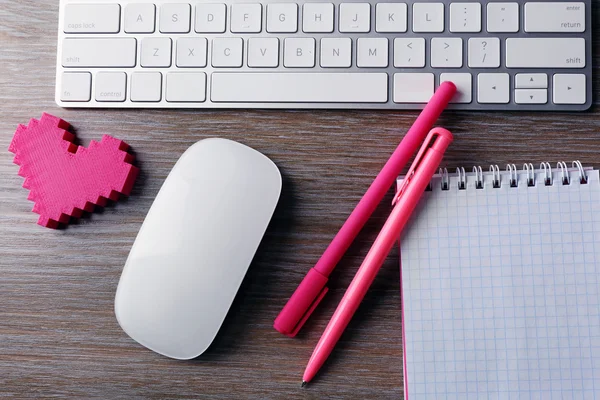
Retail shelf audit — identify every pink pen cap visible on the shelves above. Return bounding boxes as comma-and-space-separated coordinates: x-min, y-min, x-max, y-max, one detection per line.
274, 268, 329, 337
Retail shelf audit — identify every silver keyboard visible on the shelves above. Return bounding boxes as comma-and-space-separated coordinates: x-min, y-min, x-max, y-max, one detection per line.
55, 0, 593, 110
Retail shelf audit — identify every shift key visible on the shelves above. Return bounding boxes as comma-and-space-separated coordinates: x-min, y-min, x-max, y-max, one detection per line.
62, 38, 137, 67
506, 38, 585, 68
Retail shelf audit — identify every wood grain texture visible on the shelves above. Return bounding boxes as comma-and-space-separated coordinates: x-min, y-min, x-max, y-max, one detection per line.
0, 0, 599, 398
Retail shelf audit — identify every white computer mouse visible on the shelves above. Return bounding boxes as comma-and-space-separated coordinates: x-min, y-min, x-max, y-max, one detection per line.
114, 138, 282, 360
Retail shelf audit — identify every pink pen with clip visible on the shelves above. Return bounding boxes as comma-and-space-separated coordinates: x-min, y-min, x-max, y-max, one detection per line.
302, 127, 454, 385
274, 82, 457, 337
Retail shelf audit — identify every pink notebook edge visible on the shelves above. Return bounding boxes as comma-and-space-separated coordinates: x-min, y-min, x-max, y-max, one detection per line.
397, 179, 409, 400
400, 241, 409, 400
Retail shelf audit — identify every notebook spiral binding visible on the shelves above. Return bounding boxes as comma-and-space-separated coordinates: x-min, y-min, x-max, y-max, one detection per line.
434, 161, 589, 191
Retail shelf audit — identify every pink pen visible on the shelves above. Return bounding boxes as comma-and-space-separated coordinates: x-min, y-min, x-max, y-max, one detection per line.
274, 82, 457, 337
302, 127, 454, 386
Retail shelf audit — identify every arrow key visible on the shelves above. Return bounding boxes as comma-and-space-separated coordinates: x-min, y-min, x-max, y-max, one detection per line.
515, 73, 547, 89
477, 73, 509, 103
553, 74, 586, 104
515, 89, 547, 104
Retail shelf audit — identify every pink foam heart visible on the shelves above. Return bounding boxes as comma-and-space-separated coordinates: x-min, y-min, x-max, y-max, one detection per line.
9, 113, 139, 228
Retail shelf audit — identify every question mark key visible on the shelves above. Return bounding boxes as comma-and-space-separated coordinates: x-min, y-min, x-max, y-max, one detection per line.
467, 37, 500, 68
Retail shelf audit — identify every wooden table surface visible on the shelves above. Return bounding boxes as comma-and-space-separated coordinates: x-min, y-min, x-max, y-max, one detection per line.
1, 1, 599, 398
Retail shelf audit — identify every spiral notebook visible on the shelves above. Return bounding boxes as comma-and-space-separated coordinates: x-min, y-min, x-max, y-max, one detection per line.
398, 162, 600, 399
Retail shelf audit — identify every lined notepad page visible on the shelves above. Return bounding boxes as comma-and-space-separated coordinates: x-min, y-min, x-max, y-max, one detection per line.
399, 168, 600, 400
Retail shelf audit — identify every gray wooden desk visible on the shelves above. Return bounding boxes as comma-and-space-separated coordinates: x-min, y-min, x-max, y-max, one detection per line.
1, 1, 599, 398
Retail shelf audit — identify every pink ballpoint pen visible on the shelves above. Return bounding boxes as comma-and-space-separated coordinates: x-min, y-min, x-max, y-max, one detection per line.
274, 82, 457, 337
302, 127, 454, 386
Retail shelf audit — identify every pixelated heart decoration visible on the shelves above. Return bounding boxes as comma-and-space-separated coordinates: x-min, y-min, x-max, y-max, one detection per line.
9, 113, 139, 228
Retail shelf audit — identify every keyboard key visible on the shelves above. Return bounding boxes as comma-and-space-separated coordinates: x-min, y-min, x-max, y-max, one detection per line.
62, 38, 136, 67
525, 2, 585, 32
160, 4, 190, 33
506, 38, 585, 68
393, 73, 434, 103
303, 3, 334, 33
393, 38, 425, 67
166, 72, 206, 102
440, 73, 472, 103
515, 89, 547, 104
141, 38, 172, 67
131, 72, 162, 102
413, 3, 444, 33
196, 3, 227, 33
124, 3, 155, 33
95, 72, 126, 102
212, 38, 243, 67
64, 4, 120, 33
211, 73, 388, 102
468, 37, 500, 68
450, 3, 481, 33
248, 38, 279, 67
376, 3, 407, 33
515, 73, 548, 89
267, 3, 298, 33
60, 72, 91, 102
553, 74, 586, 104
231, 4, 262, 33
339, 3, 370, 33
320, 38, 352, 68
431, 38, 462, 68
176, 38, 207, 67
477, 73, 509, 103
284, 38, 315, 67
487, 3, 518, 32
357, 38, 388, 67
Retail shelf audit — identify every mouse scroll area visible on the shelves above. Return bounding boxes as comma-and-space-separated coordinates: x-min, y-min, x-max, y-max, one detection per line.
115, 138, 281, 359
